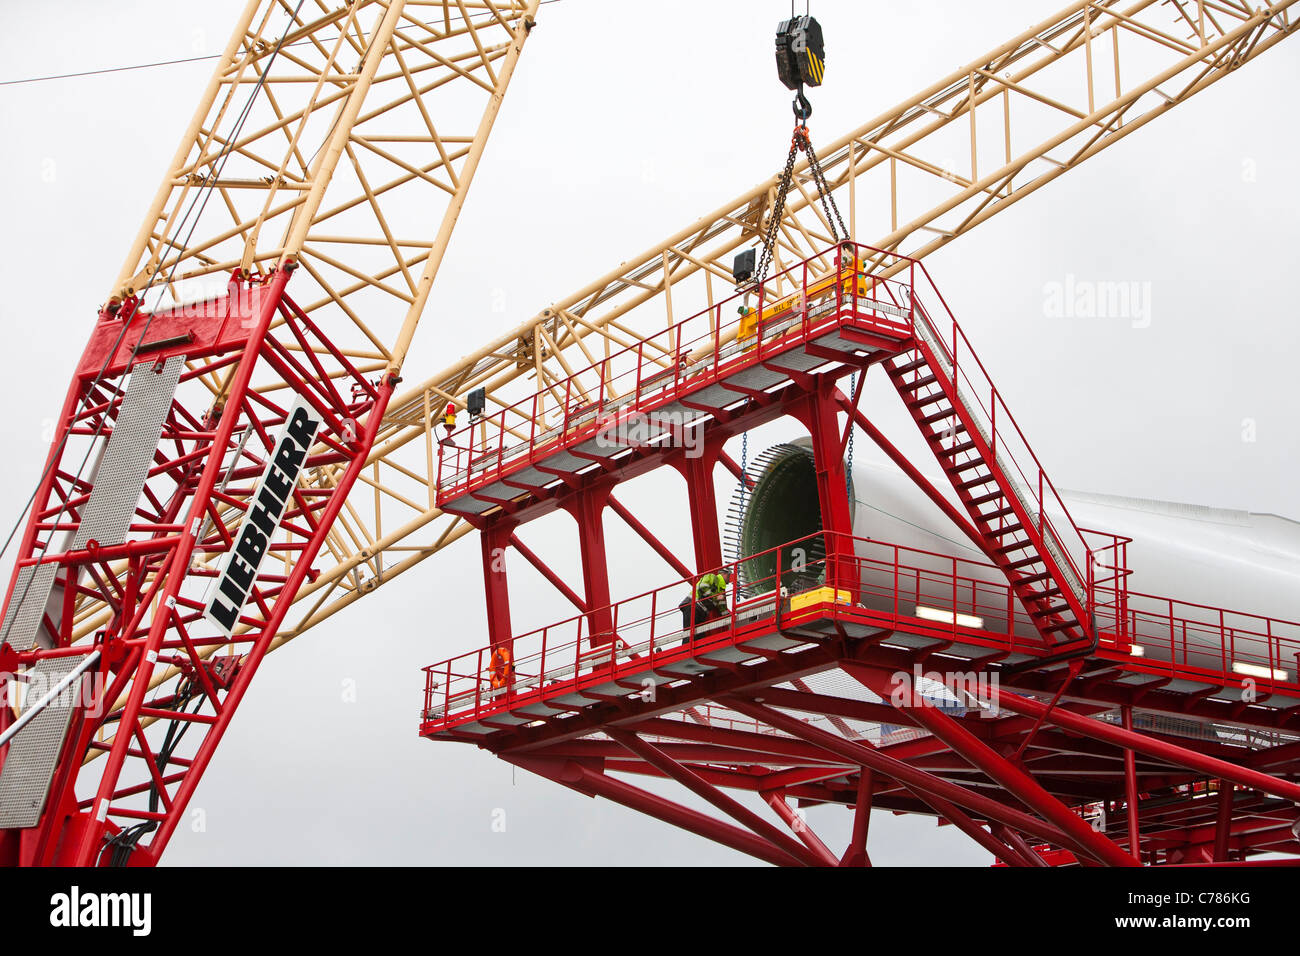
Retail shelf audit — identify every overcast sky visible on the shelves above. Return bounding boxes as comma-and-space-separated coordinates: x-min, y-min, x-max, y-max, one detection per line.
0, 1, 1297, 866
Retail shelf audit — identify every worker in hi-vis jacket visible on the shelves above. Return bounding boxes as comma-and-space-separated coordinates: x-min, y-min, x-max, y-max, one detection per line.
678, 567, 731, 635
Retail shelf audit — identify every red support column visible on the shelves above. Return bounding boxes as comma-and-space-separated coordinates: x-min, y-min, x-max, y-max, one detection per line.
563, 486, 614, 646
1213, 781, 1234, 862
481, 519, 517, 649
670, 437, 724, 576
1122, 704, 1142, 862
841, 769, 873, 866
791, 380, 855, 595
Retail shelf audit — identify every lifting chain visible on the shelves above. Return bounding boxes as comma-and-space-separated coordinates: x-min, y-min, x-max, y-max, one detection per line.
752, 123, 849, 293
846, 370, 858, 497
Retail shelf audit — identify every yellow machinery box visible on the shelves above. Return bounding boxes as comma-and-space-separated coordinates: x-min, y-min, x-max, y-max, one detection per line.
789, 587, 852, 612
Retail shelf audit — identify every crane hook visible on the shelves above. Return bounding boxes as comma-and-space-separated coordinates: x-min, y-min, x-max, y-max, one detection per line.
792, 88, 813, 122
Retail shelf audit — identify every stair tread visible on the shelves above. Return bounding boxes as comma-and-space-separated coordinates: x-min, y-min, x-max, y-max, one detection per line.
911, 391, 951, 410
1014, 571, 1053, 586
1031, 603, 1072, 618
987, 523, 1024, 537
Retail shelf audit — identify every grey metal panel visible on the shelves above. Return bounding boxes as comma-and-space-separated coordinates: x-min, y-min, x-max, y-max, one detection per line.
762, 348, 824, 373
680, 383, 739, 408
810, 330, 876, 354
495, 466, 552, 488
0, 657, 86, 829
451, 497, 498, 515
727, 366, 784, 391
0, 562, 59, 652
470, 480, 512, 501
536, 450, 588, 472
73, 355, 184, 550
0, 356, 183, 653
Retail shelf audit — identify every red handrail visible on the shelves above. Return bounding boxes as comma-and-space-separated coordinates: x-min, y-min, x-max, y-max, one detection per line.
434, 243, 914, 501
420, 529, 1300, 732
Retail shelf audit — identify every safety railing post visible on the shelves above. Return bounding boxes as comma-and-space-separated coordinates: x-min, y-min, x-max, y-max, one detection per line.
1086, 545, 1095, 625
1037, 472, 1045, 538
801, 259, 807, 333
563, 374, 572, 437
539, 626, 548, 689
892, 543, 899, 623
1164, 598, 1175, 668
649, 589, 658, 655
434, 440, 443, 495
951, 554, 958, 635
775, 545, 783, 627
1222, 608, 1230, 675
674, 324, 682, 392
575, 613, 584, 678
713, 305, 720, 376
836, 245, 843, 317
688, 574, 697, 647
613, 598, 624, 665
1007, 576, 1016, 647
610, 600, 620, 668
909, 261, 915, 329
474, 647, 483, 716
1267, 616, 1275, 680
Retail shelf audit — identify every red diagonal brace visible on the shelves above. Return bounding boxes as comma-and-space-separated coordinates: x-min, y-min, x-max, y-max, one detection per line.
509, 532, 587, 613
987, 684, 1300, 804
503, 754, 804, 867
764, 792, 839, 867
606, 728, 824, 866
845, 663, 1136, 867
722, 696, 1073, 849
608, 494, 691, 579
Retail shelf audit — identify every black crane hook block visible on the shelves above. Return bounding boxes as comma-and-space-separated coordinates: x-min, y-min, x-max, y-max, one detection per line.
775, 16, 825, 91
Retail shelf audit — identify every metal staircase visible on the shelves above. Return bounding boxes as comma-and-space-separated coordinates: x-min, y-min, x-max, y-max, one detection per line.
884, 295, 1091, 648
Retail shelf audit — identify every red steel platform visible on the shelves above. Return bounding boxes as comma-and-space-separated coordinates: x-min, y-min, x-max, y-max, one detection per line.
420, 532, 1300, 866
422, 245, 1300, 866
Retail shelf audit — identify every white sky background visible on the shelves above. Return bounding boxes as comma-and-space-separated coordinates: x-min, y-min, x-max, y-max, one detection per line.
0, 0, 1296, 865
